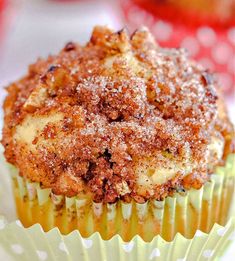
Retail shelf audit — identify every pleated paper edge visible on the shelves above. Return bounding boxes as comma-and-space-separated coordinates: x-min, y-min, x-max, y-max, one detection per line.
0, 215, 234, 261
0, 150, 234, 260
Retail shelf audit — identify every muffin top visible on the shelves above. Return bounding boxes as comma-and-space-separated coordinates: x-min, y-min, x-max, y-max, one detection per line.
2, 26, 234, 203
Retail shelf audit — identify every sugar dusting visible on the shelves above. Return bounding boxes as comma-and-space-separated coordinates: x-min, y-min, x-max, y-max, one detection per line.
2, 26, 234, 202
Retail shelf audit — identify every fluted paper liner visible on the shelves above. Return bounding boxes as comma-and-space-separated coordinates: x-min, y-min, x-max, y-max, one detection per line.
0, 154, 234, 260
0, 216, 234, 260
10, 154, 235, 242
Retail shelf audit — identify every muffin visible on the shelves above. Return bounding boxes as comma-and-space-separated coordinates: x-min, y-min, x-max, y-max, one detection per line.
2, 26, 234, 242
167, 0, 235, 26
130, 0, 235, 27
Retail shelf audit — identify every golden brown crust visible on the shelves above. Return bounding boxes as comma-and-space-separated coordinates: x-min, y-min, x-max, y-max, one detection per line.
2, 26, 234, 203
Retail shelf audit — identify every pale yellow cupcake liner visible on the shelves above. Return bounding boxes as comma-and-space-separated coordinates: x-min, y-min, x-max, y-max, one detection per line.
0, 215, 234, 260
9, 154, 235, 243
0, 154, 234, 260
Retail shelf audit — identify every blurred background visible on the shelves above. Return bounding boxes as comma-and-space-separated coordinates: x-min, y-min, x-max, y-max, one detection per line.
0, 0, 234, 259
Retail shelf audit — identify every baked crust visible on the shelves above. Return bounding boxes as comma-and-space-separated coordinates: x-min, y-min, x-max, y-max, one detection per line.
2, 26, 234, 202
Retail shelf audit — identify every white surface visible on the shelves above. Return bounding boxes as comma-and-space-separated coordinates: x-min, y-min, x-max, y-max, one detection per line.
0, 0, 234, 260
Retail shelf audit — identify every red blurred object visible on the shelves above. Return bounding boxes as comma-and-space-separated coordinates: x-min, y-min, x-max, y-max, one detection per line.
120, 0, 235, 94
0, 0, 7, 43
0, 0, 5, 10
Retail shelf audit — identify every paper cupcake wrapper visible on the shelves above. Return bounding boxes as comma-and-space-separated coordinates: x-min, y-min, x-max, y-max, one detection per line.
9, 154, 235, 243
0, 215, 234, 261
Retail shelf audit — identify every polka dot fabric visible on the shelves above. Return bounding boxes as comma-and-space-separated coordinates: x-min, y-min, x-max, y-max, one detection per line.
120, 0, 235, 94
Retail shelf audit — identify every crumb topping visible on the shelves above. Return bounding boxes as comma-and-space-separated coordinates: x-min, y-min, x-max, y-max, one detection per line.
2, 26, 234, 202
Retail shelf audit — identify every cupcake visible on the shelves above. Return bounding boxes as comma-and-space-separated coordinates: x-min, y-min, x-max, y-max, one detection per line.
128, 0, 235, 27
168, 0, 235, 23
2, 26, 234, 243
